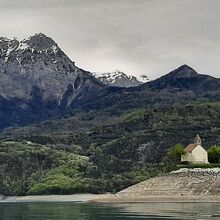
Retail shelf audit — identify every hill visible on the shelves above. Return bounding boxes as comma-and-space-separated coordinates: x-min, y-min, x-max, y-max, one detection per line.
2, 102, 220, 164
147, 65, 220, 93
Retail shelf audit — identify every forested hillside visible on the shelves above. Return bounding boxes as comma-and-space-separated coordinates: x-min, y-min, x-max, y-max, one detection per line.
1, 102, 220, 195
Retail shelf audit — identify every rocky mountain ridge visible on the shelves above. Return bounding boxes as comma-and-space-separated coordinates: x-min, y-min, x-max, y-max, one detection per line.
0, 33, 105, 128
0, 33, 104, 101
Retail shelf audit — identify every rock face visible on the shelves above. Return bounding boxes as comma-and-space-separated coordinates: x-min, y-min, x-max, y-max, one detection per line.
0, 34, 75, 100
0, 33, 104, 102
92, 70, 149, 87
0, 33, 105, 129
118, 168, 220, 197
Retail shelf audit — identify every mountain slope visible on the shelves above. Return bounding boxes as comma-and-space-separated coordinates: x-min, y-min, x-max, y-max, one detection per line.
2, 102, 220, 163
147, 65, 220, 92
92, 70, 149, 87
0, 33, 105, 129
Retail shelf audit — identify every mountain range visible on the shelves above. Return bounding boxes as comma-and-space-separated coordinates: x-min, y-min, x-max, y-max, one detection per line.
0, 33, 220, 130
1, 33, 220, 196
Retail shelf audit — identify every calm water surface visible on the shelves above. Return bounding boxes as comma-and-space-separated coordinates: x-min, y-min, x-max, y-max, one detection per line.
0, 202, 220, 220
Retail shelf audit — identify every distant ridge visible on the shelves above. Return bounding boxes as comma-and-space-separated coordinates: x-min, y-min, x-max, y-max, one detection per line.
77, 64, 220, 112
92, 69, 149, 87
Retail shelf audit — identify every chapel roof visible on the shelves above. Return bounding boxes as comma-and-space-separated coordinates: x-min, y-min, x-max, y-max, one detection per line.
185, 143, 198, 153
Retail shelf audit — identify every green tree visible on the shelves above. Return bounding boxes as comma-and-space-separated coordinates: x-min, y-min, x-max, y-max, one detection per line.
208, 146, 220, 163
165, 143, 186, 165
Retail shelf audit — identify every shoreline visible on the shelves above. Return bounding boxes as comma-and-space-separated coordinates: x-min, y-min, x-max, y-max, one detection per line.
91, 195, 220, 203
0, 194, 107, 203
1, 194, 220, 203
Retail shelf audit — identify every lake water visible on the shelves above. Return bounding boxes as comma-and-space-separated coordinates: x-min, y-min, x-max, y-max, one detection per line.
0, 202, 220, 220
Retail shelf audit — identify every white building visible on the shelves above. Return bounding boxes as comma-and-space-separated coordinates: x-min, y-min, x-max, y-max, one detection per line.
181, 135, 209, 164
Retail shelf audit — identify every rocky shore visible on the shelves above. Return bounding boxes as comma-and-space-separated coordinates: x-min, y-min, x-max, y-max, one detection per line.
118, 168, 220, 197
95, 168, 220, 203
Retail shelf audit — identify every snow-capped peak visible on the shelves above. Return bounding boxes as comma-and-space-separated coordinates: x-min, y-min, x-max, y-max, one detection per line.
92, 70, 149, 87
136, 74, 149, 83
0, 33, 60, 63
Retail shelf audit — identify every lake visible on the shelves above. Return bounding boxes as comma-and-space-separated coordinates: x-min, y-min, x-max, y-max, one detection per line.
0, 202, 220, 220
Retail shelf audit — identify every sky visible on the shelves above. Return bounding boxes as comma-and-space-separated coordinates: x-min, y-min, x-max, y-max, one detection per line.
0, 0, 220, 79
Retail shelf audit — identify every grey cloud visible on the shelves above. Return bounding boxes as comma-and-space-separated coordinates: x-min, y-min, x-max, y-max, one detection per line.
0, 0, 220, 79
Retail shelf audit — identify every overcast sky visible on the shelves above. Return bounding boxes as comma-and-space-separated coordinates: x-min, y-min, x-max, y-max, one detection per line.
1, 0, 220, 79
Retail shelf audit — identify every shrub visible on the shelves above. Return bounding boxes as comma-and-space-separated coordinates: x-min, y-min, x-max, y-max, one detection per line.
165, 143, 186, 165
208, 146, 220, 163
